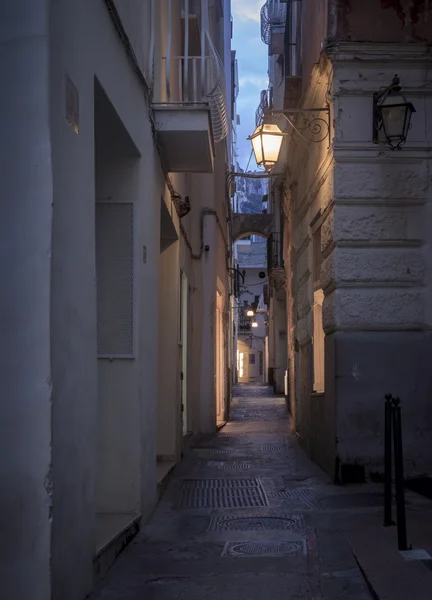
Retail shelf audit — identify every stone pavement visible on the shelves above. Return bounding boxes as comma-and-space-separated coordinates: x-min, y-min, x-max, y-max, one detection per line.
90, 384, 381, 600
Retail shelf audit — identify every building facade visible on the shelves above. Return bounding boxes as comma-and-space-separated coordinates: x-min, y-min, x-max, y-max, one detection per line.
261, 0, 432, 481
1, 1, 234, 599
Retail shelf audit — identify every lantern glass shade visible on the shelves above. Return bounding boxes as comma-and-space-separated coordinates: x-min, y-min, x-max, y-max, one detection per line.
378, 91, 416, 149
246, 309, 255, 317
249, 122, 284, 171
251, 321, 259, 328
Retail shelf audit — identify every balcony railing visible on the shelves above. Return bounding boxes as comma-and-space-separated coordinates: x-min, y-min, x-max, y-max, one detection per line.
255, 88, 273, 126
260, 0, 287, 45
239, 313, 252, 332
267, 232, 284, 271
161, 42, 228, 143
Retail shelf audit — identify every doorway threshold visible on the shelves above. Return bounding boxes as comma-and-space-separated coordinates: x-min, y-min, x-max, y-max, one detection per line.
157, 459, 176, 497
94, 512, 141, 580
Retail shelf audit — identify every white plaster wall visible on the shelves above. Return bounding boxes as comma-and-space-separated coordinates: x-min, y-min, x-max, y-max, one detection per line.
48, 1, 162, 598
0, 2, 52, 598
157, 240, 182, 459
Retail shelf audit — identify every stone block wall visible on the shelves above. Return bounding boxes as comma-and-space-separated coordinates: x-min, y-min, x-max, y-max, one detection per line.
284, 42, 432, 480
324, 43, 432, 478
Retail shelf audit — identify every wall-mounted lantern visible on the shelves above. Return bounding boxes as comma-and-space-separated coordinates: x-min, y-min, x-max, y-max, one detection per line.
373, 75, 416, 150
248, 121, 285, 172
246, 308, 255, 317
248, 106, 330, 173
251, 321, 259, 328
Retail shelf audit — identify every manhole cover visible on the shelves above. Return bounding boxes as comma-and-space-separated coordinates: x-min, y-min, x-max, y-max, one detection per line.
222, 541, 306, 557
176, 479, 268, 509
209, 514, 306, 531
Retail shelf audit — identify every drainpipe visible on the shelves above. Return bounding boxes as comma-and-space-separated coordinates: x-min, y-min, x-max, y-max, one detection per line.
149, 0, 155, 86
201, 0, 207, 99
184, 0, 189, 101
166, 0, 172, 101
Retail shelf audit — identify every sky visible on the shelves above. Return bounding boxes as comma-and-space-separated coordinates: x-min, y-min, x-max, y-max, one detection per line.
231, 0, 268, 169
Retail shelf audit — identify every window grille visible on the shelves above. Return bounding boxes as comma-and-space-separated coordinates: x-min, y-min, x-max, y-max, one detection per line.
96, 202, 134, 357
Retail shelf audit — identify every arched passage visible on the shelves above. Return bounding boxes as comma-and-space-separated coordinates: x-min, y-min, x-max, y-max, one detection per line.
232, 213, 273, 242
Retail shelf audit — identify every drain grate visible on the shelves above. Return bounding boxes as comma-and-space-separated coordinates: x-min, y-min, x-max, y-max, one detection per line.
222, 541, 306, 557
206, 462, 251, 470
260, 446, 289, 451
218, 463, 252, 470
176, 478, 268, 509
193, 448, 236, 454
267, 489, 321, 509
181, 478, 258, 488
209, 513, 306, 531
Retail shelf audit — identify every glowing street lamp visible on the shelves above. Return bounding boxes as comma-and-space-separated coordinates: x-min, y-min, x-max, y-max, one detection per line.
248, 121, 285, 172
246, 309, 255, 317
251, 321, 259, 328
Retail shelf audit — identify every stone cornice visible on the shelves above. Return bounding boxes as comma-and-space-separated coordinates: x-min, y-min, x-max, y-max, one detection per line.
324, 41, 432, 64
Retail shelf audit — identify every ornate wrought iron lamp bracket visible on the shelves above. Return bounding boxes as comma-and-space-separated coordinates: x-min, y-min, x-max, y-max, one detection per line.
263, 105, 331, 147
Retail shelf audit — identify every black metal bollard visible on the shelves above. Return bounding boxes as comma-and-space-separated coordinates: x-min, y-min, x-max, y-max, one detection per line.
392, 397, 408, 551
384, 394, 394, 527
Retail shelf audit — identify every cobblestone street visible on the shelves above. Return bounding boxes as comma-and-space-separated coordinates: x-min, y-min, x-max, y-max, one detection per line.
91, 385, 376, 599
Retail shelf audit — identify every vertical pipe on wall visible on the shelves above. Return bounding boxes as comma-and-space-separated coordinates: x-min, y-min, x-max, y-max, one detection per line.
166, 0, 172, 100
149, 0, 155, 85
201, 0, 206, 98
184, 0, 189, 101
384, 394, 393, 527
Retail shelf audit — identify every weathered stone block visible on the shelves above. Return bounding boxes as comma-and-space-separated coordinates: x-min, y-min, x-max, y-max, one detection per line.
322, 247, 424, 288
297, 310, 313, 344
296, 244, 310, 284
334, 206, 417, 242
321, 208, 334, 253
293, 217, 309, 250
297, 278, 311, 319
323, 289, 424, 330
335, 161, 428, 199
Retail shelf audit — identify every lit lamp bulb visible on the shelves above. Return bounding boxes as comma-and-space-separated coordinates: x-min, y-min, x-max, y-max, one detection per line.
251, 321, 259, 328
246, 309, 255, 317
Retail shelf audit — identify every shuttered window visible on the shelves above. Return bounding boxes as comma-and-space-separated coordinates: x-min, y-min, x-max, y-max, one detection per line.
96, 202, 134, 357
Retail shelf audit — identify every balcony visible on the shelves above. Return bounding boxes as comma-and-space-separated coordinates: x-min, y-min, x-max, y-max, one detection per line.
260, 0, 287, 52
239, 312, 252, 333
153, 47, 228, 173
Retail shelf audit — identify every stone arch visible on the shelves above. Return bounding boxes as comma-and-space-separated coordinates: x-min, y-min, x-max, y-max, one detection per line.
232, 213, 273, 242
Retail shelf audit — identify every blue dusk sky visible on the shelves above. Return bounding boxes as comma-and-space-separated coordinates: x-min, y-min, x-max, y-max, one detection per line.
231, 0, 268, 169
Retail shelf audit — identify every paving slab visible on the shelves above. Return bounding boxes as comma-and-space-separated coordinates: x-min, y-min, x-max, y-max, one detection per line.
90, 384, 373, 600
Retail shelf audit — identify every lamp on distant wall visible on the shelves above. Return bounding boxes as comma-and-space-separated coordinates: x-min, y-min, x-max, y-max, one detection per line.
246, 308, 255, 317
373, 75, 416, 150
251, 321, 259, 328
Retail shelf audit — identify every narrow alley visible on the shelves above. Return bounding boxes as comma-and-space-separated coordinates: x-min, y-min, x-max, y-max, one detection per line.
91, 385, 374, 600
